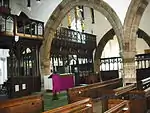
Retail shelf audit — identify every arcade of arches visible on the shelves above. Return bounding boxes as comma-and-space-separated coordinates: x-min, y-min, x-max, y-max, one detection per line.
41, 0, 150, 84
1, 0, 150, 112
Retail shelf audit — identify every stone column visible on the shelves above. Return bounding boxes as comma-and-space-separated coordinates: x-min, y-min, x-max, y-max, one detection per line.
93, 57, 100, 73
40, 29, 54, 91
123, 56, 136, 84
41, 29, 54, 76
122, 35, 137, 84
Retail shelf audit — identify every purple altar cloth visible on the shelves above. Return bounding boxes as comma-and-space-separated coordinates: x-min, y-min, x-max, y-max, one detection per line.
52, 75, 74, 93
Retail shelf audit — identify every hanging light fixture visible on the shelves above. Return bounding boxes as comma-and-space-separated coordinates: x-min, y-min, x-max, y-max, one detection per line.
27, 0, 31, 10
27, 0, 31, 7
27, 0, 41, 10
36, 0, 41, 3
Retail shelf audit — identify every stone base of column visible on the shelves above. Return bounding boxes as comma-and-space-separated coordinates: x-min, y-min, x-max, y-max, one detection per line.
124, 78, 137, 84
43, 75, 53, 91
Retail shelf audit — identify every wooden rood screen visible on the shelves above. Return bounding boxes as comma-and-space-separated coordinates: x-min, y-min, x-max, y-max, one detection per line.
43, 98, 93, 113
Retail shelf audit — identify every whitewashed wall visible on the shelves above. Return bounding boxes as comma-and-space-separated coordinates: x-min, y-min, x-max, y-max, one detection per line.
139, 3, 150, 36
0, 49, 9, 84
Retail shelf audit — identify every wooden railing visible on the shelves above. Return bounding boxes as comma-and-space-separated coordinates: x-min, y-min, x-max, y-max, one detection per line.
0, 12, 44, 39
43, 97, 93, 113
55, 27, 96, 46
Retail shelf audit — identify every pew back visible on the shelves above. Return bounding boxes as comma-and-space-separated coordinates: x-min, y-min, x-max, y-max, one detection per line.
105, 99, 130, 113
43, 97, 93, 113
129, 90, 147, 113
67, 78, 122, 103
137, 77, 150, 90
0, 95, 43, 113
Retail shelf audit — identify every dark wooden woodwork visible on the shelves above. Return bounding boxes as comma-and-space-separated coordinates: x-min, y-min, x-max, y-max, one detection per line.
0, 95, 44, 113
51, 27, 96, 85
99, 54, 150, 82
43, 97, 93, 113
0, 12, 44, 39
0, 0, 10, 14
0, 11, 43, 98
5, 38, 42, 98
101, 70, 119, 81
6, 76, 41, 98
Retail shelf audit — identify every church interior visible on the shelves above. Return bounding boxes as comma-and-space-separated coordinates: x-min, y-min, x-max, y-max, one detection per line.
0, 0, 150, 113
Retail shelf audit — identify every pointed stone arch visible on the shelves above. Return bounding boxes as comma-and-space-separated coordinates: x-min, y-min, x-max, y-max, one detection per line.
41, 0, 123, 75
94, 28, 115, 72
137, 28, 150, 47
93, 28, 150, 73
124, 0, 149, 53
123, 0, 150, 83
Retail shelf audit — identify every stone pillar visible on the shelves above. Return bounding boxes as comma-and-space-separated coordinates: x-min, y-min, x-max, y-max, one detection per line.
93, 58, 100, 73
123, 56, 136, 84
41, 29, 54, 76
122, 36, 137, 84
40, 29, 54, 91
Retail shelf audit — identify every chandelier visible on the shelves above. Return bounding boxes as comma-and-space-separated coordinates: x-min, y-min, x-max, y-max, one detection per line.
27, 0, 41, 9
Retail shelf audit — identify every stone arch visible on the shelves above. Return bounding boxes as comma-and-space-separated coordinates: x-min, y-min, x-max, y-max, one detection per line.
137, 28, 150, 47
124, 0, 149, 52
94, 29, 115, 61
42, 0, 123, 75
94, 28, 115, 72
122, 0, 150, 83
93, 28, 150, 72
94, 28, 150, 62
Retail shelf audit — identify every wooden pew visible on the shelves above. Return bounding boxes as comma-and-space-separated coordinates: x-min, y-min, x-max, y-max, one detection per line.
128, 90, 147, 113
0, 95, 44, 113
102, 84, 136, 98
137, 77, 150, 90
104, 99, 130, 113
101, 84, 136, 112
43, 97, 93, 113
136, 77, 150, 110
104, 83, 147, 113
67, 78, 122, 103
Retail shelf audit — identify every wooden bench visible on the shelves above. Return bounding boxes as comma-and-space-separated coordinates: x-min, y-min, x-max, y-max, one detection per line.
101, 84, 136, 112
43, 97, 93, 113
137, 77, 150, 90
136, 77, 150, 110
67, 78, 122, 103
103, 83, 147, 113
102, 84, 136, 98
104, 99, 130, 113
0, 94, 44, 113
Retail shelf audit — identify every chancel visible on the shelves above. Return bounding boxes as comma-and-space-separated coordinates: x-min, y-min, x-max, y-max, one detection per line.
0, 0, 150, 113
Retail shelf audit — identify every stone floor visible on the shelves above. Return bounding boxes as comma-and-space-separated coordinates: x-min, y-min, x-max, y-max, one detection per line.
93, 101, 102, 113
